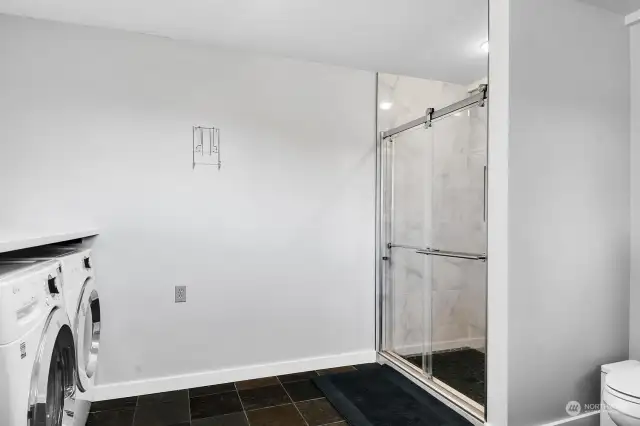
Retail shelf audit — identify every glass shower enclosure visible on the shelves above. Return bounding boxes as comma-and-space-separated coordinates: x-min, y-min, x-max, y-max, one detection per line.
377, 85, 488, 420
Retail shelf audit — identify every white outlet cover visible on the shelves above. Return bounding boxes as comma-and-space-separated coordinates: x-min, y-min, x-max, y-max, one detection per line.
175, 285, 186, 303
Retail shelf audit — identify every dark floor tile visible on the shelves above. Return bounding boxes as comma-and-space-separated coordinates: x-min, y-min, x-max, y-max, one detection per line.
239, 384, 290, 410
133, 399, 190, 426
191, 412, 248, 426
246, 404, 306, 426
190, 382, 236, 397
355, 363, 382, 371
190, 391, 244, 419
296, 398, 343, 426
235, 376, 279, 390
431, 348, 486, 406
91, 397, 138, 412
316, 366, 356, 375
86, 408, 135, 426
277, 371, 318, 383
138, 390, 188, 406
282, 380, 323, 402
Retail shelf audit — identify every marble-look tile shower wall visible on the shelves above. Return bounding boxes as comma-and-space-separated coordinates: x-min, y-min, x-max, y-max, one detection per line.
379, 73, 487, 356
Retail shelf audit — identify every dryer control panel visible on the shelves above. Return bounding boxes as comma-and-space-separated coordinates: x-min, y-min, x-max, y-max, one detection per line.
0, 260, 61, 345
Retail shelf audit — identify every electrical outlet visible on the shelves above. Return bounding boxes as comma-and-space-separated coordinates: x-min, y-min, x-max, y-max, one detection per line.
175, 285, 187, 303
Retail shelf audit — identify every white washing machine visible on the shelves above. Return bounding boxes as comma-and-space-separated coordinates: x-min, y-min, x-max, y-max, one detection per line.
0, 260, 77, 426
0, 246, 101, 424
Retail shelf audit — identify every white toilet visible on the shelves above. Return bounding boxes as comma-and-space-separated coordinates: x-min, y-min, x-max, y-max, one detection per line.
602, 361, 640, 426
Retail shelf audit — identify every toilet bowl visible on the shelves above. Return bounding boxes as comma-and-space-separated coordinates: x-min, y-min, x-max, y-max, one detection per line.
603, 365, 640, 426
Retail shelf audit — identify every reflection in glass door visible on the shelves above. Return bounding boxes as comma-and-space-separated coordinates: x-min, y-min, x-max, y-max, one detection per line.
379, 87, 488, 420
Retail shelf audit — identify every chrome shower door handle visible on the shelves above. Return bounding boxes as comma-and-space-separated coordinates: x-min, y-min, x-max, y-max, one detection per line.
415, 248, 487, 262
483, 165, 487, 223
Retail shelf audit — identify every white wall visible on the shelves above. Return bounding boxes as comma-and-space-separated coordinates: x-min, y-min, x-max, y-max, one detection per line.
486, 1, 511, 424
630, 20, 640, 360
505, 1, 630, 424
0, 14, 377, 397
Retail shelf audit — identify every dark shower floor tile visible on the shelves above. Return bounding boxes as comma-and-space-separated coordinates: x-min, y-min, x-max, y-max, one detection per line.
404, 354, 424, 370
86, 408, 136, 426
432, 348, 485, 406
246, 404, 306, 426
190, 391, 244, 419
405, 348, 486, 406
238, 384, 290, 410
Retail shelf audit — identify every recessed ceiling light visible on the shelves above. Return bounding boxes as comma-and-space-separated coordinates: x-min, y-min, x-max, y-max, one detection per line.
480, 41, 489, 54
379, 101, 393, 110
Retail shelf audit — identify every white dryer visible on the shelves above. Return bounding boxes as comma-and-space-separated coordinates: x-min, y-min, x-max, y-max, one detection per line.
0, 246, 101, 423
0, 260, 77, 426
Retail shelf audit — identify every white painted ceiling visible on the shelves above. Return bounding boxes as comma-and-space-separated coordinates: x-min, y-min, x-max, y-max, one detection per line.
577, 0, 640, 14
0, 0, 488, 84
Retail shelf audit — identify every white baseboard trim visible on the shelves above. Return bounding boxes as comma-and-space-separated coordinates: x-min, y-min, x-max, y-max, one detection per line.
540, 411, 600, 426
92, 350, 376, 401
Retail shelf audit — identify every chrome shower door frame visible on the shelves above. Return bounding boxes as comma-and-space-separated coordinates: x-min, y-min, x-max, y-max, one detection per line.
375, 86, 488, 423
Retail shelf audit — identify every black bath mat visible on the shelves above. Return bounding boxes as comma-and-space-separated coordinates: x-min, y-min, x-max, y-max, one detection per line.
313, 365, 472, 426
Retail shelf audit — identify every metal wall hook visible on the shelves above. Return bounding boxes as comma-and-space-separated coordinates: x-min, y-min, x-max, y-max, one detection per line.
192, 126, 221, 170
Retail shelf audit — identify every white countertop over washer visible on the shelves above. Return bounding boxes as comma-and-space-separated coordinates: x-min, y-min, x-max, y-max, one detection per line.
0, 228, 98, 254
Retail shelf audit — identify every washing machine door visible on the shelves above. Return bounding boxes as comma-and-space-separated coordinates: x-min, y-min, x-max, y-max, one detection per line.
28, 307, 76, 426
74, 276, 100, 393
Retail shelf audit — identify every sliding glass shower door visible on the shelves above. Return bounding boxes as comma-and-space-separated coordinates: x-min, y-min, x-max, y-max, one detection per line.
428, 108, 487, 408
380, 94, 488, 417
384, 125, 434, 374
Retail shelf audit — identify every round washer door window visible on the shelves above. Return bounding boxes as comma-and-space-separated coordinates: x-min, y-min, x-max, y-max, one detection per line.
28, 307, 76, 426
74, 277, 100, 393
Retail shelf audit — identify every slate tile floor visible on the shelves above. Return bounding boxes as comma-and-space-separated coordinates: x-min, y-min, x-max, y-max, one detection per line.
87, 364, 375, 426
